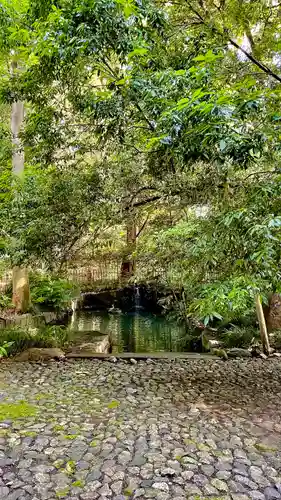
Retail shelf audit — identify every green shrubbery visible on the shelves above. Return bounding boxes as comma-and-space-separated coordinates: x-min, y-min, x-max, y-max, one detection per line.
219, 325, 259, 349
2, 273, 78, 312
0, 341, 14, 358
0, 325, 69, 356
30, 273, 78, 311
0, 294, 13, 310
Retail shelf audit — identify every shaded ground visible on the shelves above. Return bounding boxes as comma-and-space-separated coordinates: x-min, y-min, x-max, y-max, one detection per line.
1, 358, 281, 500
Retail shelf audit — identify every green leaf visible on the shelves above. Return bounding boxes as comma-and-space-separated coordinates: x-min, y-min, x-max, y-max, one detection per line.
128, 48, 148, 58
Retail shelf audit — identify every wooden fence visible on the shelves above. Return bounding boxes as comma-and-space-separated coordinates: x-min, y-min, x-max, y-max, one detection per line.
67, 260, 122, 289
0, 271, 12, 293
0, 258, 161, 292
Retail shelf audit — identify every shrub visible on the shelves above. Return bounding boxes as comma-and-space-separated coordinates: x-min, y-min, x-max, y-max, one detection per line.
220, 325, 259, 349
0, 294, 13, 310
0, 325, 70, 356
30, 273, 78, 311
0, 341, 14, 358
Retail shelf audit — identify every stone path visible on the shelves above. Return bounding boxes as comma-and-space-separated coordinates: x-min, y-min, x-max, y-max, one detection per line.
1, 358, 281, 500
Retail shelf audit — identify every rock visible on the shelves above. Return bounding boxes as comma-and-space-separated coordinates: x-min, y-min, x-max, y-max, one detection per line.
130, 358, 137, 365
111, 481, 123, 495
250, 492, 266, 500
67, 337, 110, 356
14, 348, 65, 362
232, 496, 251, 500
216, 470, 231, 480
99, 483, 112, 496
264, 487, 281, 499
7, 490, 25, 500
203, 484, 220, 495
234, 475, 258, 490
86, 480, 102, 492
108, 356, 118, 363
227, 348, 251, 358
210, 478, 229, 492
152, 482, 169, 492
87, 470, 102, 482
167, 460, 182, 472
141, 480, 153, 488
0, 486, 9, 496
118, 451, 132, 465
249, 466, 270, 487
77, 461, 90, 470
201, 465, 214, 476
133, 488, 145, 498
161, 468, 177, 477
181, 471, 194, 481
193, 474, 208, 486
131, 455, 146, 467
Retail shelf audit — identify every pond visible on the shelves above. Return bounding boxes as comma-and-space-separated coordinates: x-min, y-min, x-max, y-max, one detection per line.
67, 309, 188, 353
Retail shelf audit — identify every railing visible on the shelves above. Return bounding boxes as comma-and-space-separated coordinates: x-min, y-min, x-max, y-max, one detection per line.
0, 259, 162, 293
0, 271, 12, 292
67, 260, 122, 289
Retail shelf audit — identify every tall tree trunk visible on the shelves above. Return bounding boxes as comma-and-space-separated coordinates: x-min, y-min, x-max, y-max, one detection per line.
120, 220, 137, 279
11, 99, 30, 312
255, 294, 270, 355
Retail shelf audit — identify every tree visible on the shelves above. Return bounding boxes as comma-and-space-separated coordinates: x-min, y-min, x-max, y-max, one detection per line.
0, 0, 32, 312
2, 0, 281, 353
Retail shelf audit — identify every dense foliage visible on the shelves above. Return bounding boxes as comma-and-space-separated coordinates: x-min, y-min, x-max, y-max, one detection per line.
0, 0, 281, 329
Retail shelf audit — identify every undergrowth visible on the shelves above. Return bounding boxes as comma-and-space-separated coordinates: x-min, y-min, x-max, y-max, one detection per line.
0, 325, 70, 356
219, 325, 259, 349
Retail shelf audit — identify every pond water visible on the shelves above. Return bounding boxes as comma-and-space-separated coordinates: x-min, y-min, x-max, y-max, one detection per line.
67, 309, 188, 353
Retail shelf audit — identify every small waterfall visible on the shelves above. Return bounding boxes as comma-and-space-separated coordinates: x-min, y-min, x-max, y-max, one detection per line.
70, 298, 78, 329
134, 285, 142, 311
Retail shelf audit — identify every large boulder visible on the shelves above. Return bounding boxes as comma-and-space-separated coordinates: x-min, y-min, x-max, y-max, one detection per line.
14, 347, 65, 362
66, 336, 110, 357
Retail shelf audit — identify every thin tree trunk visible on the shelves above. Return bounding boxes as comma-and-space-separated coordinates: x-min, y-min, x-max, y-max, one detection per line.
255, 294, 270, 355
11, 98, 30, 312
120, 220, 137, 279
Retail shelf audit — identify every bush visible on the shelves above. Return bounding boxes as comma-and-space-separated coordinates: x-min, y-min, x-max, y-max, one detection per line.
220, 325, 259, 349
0, 294, 13, 310
30, 273, 78, 311
0, 341, 14, 358
0, 325, 70, 356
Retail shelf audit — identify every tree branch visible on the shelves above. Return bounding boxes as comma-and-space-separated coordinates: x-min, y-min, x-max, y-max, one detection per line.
136, 214, 150, 238
127, 186, 158, 206
243, 169, 280, 181
130, 195, 163, 209
185, 1, 281, 84
133, 101, 156, 132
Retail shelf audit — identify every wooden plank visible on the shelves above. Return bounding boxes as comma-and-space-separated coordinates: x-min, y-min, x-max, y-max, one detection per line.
66, 352, 220, 360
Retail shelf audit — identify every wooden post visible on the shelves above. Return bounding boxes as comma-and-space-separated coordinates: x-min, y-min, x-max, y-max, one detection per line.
255, 294, 270, 355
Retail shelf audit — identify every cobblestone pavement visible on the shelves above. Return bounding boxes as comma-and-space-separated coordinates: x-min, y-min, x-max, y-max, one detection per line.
1, 358, 281, 500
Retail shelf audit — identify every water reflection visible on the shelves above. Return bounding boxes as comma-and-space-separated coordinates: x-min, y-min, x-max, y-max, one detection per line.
68, 310, 186, 353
